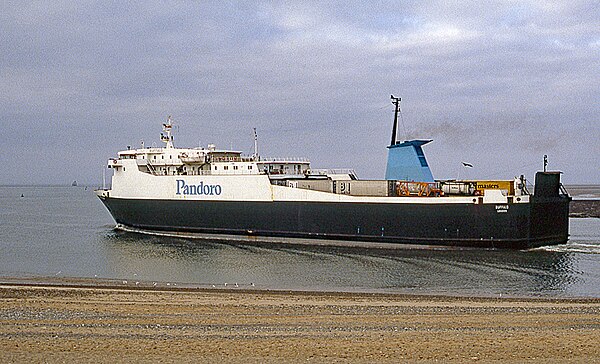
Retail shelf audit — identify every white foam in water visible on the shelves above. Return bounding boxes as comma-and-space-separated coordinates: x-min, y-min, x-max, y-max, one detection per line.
534, 218, 600, 254
539, 243, 600, 254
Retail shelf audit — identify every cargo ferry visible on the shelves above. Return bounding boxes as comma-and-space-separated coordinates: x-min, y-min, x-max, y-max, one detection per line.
96, 97, 571, 249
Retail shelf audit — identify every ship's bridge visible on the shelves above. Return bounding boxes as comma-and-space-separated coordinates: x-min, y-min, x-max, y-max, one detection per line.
108, 116, 311, 178
110, 145, 311, 178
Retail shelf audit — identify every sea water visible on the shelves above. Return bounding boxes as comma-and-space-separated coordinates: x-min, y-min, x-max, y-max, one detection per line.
1, 186, 600, 297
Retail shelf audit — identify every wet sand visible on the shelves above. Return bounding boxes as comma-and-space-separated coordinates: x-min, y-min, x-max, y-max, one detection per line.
570, 200, 600, 218
2, 281, 600, 363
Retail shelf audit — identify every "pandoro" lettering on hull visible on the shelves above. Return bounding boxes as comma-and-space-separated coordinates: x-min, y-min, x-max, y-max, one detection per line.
176, 180, 222, 196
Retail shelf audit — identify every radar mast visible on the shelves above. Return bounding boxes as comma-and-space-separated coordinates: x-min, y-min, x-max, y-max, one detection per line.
161, 116, 175, 149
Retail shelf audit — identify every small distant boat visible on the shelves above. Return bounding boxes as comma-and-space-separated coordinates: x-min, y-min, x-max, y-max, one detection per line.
72, 180, 78, 187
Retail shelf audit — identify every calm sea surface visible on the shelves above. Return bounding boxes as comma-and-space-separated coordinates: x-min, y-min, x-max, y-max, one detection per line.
1, 186, 600, 298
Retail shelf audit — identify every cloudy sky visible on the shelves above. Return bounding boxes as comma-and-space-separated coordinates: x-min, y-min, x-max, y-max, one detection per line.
1, 1, 598, 185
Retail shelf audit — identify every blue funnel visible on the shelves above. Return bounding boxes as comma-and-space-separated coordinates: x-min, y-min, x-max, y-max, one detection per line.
385, 140, 434, 182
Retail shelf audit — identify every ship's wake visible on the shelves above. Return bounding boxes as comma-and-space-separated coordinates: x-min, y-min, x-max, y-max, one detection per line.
535, 243, 600, 254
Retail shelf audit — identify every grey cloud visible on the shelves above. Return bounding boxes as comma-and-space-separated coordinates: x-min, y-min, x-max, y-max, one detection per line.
0, 1, 598, 185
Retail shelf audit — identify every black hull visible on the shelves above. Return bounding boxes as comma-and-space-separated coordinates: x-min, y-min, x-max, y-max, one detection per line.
99, 196, 570, 250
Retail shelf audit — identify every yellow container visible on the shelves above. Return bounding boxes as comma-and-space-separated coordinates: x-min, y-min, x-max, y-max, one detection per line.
475, 181, 514, 195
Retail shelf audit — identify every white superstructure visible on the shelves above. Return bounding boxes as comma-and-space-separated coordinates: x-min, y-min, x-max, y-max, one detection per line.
111, 116, 312, 178
102, 117, 370, 202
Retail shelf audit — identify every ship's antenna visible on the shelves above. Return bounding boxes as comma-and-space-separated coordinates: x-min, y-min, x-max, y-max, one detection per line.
390, 95, 402, 145
162, 116, 174, 149
543, 155, 548, 172
253, 128, 259, 161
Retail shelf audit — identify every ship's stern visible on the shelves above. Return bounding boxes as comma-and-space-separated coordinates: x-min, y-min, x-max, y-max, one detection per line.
528, 171, 571, 248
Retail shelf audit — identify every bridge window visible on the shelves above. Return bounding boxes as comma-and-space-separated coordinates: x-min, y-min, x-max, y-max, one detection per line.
414, 146, 429, 167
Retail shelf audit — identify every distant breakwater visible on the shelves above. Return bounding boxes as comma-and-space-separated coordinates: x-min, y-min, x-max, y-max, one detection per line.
570, 200, 600, 218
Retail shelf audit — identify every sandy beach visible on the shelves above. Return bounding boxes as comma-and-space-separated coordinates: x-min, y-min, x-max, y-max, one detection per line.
1, 280, 600, 363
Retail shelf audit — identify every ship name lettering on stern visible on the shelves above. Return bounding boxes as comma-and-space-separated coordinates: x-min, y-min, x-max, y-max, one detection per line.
176, 180, 222, 196
495, 205, 509, 213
